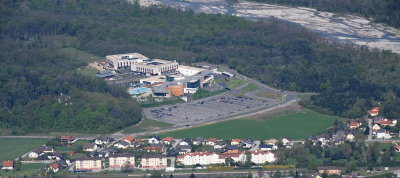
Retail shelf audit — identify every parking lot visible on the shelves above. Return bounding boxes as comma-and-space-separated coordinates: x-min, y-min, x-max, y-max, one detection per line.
143, 94, 278, 125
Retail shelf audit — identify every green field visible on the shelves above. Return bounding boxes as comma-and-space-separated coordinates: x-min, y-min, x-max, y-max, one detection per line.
0, 163, 48, 176
159, 110, 340, 139
192, 89, 227, 100
140, 97, 185, 108
240, 83, 260, 93
225, 78, 246, 89
0, 138, 48, 161
122, 118, 173, 134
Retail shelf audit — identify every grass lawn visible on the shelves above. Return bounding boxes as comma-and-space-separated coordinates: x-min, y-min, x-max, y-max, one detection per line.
225, 78, 246, 89
140, 97, 185, 108
256, 91, 282, 101
0, 163, 48, 177
58, 47, 103, 63
122, 118, 173, 134
75, 66, 98, 77
240, 83, 259, 93
192, 89, 227, 100
0, 138, 48, 161
159, 110, 341, 140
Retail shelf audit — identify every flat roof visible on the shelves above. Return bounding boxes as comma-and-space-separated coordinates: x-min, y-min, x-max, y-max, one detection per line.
106, 53, 148, 62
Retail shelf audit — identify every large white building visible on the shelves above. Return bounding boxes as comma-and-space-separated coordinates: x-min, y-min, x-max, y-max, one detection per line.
176, 152, 247, 166
177, 152, 221, 166
109, 154, 135, 169
131, 59, 179, 75
106, 53, 148, 69
75, 157, 102, 171
141, 154, 167, 169
251, 150, 276, 164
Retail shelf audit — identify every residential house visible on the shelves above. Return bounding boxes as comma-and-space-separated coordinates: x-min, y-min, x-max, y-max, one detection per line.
205, 138, 217, 146
47, 152, 63, 161
223, 145, 239, 154
214, 140, 227, 149
395, 145, 400, 152
98, 148, 117, 158
281, 137, 293, 149
144, 144, 164, 152
179, 138, 191, 146
148, 135, 162, 144
75, 157, 102, 171
82, 143, 98, 152
141, 154, 167, 169
230, 139, 241, 146
317, 134, 331, 146
193, 137, 205, 145
349, 122, 360, 129
28, 145, 55, 158
332, 130, 346, 145
60, 135, 76, 144
114, 140, 130, 149
376, 129, 392, 140
241, 139, 255, 148
264, 139, 277, 146
372, 124, 381, 135
109, 154, 135, 169
346, 133, 355, 142
1, 161, 13, 170
251, 150, 276, 164
123, 136, 135, 144
369, 107, 379, 117
177, 152, 221, 166
161, 137, 174, 145
95, 136, 113, 145
259, 144, 274, 151
318, 166, 342, 175
377, 119, 397, 127
176, 145, 192, 155
55, 160, 70, 169
48, 163, 60, 173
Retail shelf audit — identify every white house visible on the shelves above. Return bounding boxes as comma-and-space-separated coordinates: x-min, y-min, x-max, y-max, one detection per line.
28, 146, 55, 158
95, 136, 113, 145
114, 141, 130, 149
82, 143, 98, 152
376, 129, 392, 140
148, 135, 161, 144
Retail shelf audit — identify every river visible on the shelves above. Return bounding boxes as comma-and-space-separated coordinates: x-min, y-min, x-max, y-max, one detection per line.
133, 0, 400, 54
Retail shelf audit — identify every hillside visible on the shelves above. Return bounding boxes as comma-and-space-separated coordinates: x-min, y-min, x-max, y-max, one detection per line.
250, 0, 400, 28
1, 0, 400, 135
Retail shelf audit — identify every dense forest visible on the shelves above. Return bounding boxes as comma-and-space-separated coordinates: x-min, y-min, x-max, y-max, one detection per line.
250, 0, 400, 28
1, 0, 400, 134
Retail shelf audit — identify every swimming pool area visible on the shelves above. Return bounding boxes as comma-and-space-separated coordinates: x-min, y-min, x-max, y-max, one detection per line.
128, 87, 150, 95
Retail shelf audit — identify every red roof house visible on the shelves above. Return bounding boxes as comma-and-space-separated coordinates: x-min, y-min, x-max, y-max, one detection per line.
2, 160, 14, 170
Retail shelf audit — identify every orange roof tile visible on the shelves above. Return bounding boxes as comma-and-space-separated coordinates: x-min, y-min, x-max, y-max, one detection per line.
2, 161, 13, 167
162, 137, 174, 142
123, 136, 135, 142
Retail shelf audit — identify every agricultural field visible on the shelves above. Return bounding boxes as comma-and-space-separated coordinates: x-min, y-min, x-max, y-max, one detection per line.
122, 118, 173, 134
159, 110, 341, 139
0, 138, 48, 161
